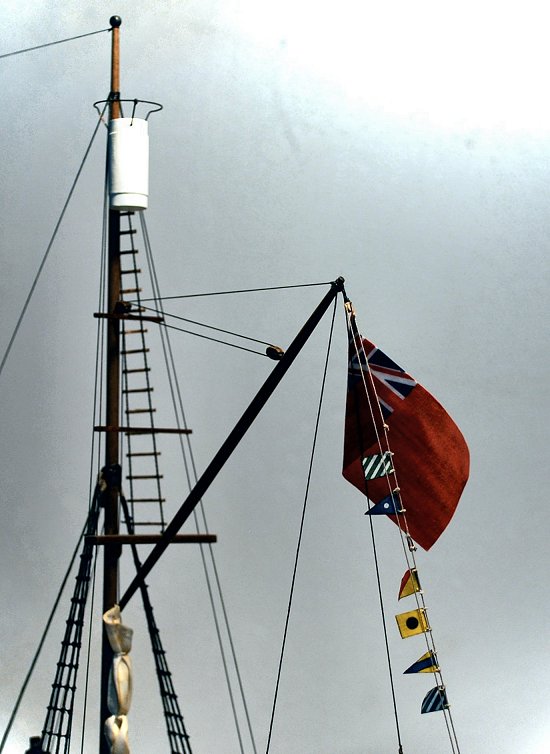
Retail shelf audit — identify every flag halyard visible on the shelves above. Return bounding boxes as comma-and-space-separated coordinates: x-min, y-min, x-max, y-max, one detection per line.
421, 686, 449, 713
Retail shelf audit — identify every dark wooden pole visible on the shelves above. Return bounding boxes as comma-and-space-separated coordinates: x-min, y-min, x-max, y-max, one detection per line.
100, 15, 122, 754
120, 278, 344, 610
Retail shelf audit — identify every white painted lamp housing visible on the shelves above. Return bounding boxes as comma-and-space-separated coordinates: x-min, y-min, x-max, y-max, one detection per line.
109, 117, 149, 211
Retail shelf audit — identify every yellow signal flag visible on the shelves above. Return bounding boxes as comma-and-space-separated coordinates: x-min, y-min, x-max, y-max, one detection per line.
398, 568, 421, 600
403, 650, 440, 674
395, 608, 429, 639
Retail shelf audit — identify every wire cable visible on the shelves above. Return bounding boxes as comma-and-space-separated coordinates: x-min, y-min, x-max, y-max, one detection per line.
264, 297, 337, 754
0, 98, 109, 379
0, 28, 109, 60
160, 320, 268, 357
140, 212, 257, 753
142, 305, 279, 347
345, 303, 461, 754
137, 281, 333, 302
0, 514, 91, 753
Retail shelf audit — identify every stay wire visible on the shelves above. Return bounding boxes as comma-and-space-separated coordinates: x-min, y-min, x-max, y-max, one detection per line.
0, 98, 109, 380
141, 305, 278, 347
141, 216, 252, 753
0, 514, 92, 753
137, 281, 332, 302
347, 310, 460, 754
160, 320, 267, 357
0, 186, 108, 750
79, 150, 111, 754
79, 525, 100, 754
346, 314, 404, 753
139, 213, 257, 753
354, 330, 459, 753
0, 28, 110, 60
264, 296, 337, 754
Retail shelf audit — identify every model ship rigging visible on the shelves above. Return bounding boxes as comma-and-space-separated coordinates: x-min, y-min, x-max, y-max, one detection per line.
1, 16, 470, 754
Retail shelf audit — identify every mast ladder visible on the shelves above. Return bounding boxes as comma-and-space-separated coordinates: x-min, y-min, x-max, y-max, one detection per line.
117, 211, 194, 751
118, 210, 169, 533
40, 489, 102, 754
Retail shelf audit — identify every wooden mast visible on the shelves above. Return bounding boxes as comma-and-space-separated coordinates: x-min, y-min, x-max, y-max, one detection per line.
100, 15, 122, 754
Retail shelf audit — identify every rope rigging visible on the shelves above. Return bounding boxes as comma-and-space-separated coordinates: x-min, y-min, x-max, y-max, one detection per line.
344, 300, 461, 754
136, 280, 334, 302
0, 512, 97, 754
264, 296, 338, 754
0, 28, 110, 60
139, 212, 258, 754
140, 305, 283, 348
159, 319, 270, 358
0, 98, 109, 380
345, 308, 405, 753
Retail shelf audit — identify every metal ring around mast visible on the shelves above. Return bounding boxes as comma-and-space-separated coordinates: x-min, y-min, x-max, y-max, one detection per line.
93, 98, 163, 120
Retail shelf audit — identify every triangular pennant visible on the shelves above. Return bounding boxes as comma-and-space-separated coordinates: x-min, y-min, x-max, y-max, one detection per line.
398, 568, 421, 599
404, 650, 439, 674
421, 685, 448, 713
395, 608, 429, 639
365, 491, 403, 516
362, 451, 393, 480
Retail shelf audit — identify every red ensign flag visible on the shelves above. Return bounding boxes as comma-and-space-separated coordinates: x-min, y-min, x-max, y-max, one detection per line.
343, 335, 469, 550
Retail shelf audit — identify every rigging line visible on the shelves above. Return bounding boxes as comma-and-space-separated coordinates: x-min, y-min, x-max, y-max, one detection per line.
0, 28, 110, 60
141, 305, 278, 347
137, 281, 332, 302
79, 527, 100, 754
160, 320, 268, 357
78, 175, 110, 754
265, 297, 337, 754
0, 98, 109, 380
346, 318, 405, 753
139, 213, 257, 753
192, 512, 247, 754
0, 510, 93, 754
348, 319, 460, 753
139, 218, 248, 752
88, 146, 111, 515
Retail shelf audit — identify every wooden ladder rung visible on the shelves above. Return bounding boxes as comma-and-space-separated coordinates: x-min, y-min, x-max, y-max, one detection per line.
123, 387, 153, 394
127, 451, 161, 457
125, 408, 156, 414
121, 348, 150, 355
124, 328, 148, 335
127, 500, 164, 505
127, 475, 164, 480
122, 367, 150, 374
88, 533, 217, 544
95, 425, 192, 435
120, 249, 138, 255
121, 287, 142, 295
121, 268, 141, 275
120, 229, 137, 235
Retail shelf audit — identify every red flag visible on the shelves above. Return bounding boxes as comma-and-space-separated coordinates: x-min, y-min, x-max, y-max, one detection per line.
343, 334, 469, 550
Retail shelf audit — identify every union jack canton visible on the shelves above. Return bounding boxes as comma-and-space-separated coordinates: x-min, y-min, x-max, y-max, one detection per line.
348, 338, 417, 420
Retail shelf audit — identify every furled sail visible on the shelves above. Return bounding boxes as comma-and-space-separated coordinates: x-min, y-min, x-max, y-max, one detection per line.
103, 605, 133, 754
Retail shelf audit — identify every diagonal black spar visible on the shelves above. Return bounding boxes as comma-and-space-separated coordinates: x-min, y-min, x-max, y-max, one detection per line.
119, 276, 345, 610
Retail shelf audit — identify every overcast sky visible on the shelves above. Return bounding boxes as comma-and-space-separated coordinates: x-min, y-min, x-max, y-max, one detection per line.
1, 2, 549, 753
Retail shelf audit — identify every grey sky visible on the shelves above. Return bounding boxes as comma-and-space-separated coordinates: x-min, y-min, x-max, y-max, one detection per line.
1, 2, 549, 753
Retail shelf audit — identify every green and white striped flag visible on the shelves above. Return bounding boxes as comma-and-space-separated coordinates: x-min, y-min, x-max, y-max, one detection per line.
362, 451, 394, 480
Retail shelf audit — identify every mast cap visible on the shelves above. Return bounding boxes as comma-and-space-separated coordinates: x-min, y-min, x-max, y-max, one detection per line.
110, 16, 122, 28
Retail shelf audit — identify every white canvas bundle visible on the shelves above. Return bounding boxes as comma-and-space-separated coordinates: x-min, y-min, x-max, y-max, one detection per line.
103, 606, 133, 753
104, 714, 130, 754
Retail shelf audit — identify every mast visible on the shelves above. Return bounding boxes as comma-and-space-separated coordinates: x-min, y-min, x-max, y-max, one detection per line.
101, 15, 122, 754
